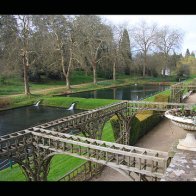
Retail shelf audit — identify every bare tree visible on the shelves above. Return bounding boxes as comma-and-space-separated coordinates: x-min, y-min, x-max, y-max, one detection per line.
131, 20, 158, 77
156, 26, 183, 76
75, 15, 112, 85
47, 15, 78, 90
18, 15, 34, 95
109, 24, 124, 80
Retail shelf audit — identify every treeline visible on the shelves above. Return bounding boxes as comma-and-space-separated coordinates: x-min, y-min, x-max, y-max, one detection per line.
0, 15, 184, 95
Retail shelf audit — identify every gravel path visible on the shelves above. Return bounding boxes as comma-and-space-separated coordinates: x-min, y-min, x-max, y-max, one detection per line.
90, 93, 196, 181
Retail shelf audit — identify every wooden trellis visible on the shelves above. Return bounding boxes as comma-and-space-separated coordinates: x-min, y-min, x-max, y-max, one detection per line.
0, 100, 195, 181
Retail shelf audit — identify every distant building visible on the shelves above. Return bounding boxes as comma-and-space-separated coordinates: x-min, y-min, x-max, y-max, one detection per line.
161, 68, 170, 76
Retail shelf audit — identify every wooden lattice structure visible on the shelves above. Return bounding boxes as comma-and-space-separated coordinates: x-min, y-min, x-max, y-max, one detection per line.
170, 81, 196, 103
1, 100, 195, 181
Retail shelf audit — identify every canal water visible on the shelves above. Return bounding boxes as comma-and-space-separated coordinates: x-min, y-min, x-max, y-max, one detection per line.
0, 105, 83, 136
0, 105, 84, 170
65, 84, 169, 100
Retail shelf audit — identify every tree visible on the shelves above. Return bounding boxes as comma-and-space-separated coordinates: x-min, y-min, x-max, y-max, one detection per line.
75, 15, 113, 85
119, 28, 132, 75
30, 15, 57, 82
18, 15, 34, 95
0, 15, 19, 81
47, 15, 79, 89
156, 26, 183, 77
191, 51, 195, 58
185, 48, 190, 57
132, 20, 158, 77
105, 24, 124, 81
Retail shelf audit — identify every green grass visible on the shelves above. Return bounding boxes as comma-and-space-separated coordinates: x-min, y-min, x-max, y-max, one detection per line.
42, 97, 119, 110
143, 89, 171, 102
142, 76, 196, 102
0, 71, 104, 96
0, 72, 178, 96
0, 94, 119, 112
70, 71, 104, 85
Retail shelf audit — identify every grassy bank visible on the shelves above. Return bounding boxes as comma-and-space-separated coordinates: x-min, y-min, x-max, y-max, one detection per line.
143, 76, 196, 102
143, 89, 171, 102
0, 74, 177, 97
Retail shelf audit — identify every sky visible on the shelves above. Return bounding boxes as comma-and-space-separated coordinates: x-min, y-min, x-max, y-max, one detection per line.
100, 15, 196, 55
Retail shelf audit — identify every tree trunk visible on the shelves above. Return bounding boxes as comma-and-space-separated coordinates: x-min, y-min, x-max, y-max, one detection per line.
23, 57, 30, 95
66, 73, 70, 90
143, 54, 146, 77
60, 50, 69, 89
162, 68, 166, 77
93, 61, 97, 85
61, 48, 72, 90
113, 61, 116, 81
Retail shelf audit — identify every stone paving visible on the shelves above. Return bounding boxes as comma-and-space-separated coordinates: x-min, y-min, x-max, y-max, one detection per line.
161, 148, 196, 181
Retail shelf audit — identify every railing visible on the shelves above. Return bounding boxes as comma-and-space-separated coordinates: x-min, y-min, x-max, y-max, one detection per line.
128, 101, 194, 112
32, 129, 169, 180
0, 159, 13, 171
58, 161, 104, 181
58, 135, 123, 181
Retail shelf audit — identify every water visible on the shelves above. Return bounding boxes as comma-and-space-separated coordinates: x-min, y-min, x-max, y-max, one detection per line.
0, 105, 83, 137
65, 84, 169, 100
0, 105, 84, 170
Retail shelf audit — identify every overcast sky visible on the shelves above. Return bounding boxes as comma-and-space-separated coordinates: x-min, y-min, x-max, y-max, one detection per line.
100, 15, 196, 55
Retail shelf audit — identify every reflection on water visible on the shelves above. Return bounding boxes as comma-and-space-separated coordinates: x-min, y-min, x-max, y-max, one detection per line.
65, 84, 169, 100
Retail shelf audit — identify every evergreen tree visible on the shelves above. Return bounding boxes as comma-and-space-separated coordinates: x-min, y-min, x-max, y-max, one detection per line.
119, 29, 132, 75
191, 51, 195, 58
185, 48, 190, 57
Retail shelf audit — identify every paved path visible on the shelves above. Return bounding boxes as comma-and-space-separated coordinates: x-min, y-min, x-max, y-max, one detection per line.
90, 93, 196, 181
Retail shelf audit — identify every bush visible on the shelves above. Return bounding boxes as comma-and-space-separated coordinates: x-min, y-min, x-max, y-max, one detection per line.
110, 93, 170, 145
110, 112, 162, 145
129, 113, 162, 145
110, 115, 120, 141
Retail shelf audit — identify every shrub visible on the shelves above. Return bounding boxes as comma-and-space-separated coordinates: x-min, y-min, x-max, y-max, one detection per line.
110, 112, 162, 145
129, 113, 162, 145
110, 115, 120, 141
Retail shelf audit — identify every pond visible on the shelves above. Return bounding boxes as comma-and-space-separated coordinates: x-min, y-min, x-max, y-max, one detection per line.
64, 84, 169, 100
0, 105, 83, 137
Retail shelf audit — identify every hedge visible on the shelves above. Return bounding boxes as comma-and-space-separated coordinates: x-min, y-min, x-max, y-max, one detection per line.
154, 94, 169, 102
129, 113, 162, 145
110, 94, 168, 145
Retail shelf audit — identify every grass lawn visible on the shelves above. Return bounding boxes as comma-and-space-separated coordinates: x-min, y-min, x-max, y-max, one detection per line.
0, 71, 101, 96
0, 73, 178, 96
